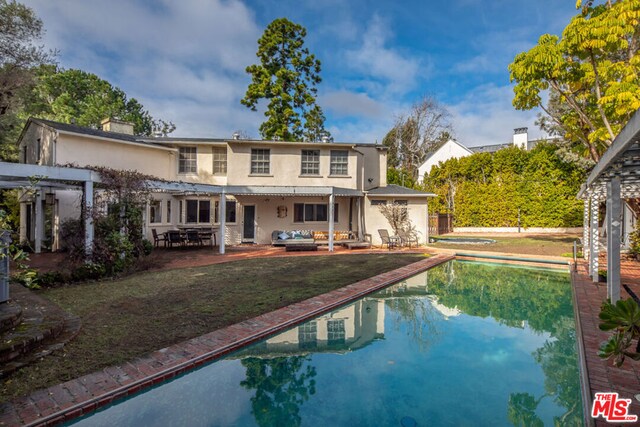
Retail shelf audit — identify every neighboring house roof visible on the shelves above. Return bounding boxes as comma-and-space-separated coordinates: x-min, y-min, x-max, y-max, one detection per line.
422, 139, 472, 163
366, 185, 436, 197
468, 143, 512, 154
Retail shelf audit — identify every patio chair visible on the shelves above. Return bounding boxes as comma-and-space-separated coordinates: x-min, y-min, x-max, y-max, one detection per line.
151, 229, 167, 248
378, 229, 399, 250
185, 229, 203, 246
166, 230, 183, 248
398, 229, 419, 248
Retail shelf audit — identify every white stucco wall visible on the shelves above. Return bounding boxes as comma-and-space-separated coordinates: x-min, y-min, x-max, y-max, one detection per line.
418, 140, 472, 181
364, 197, 429, 245
56, 134, 177, 180
226, 142, 359, 189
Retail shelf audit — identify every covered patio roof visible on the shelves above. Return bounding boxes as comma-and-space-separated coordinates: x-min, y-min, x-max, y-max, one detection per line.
579, 109, 640, 302
0, 162, 372, 258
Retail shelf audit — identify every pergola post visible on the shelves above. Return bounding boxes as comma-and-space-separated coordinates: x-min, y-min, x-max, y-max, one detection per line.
356, 197, 363, 240
84, 180, 94, 257
425, 197, 430, 245
34, 189, 44, 254
590, 197, 599, 281
219, 191, 226, 255
583, 198, 590, 260
606, 177, 621, 302
328, 191, 335, 252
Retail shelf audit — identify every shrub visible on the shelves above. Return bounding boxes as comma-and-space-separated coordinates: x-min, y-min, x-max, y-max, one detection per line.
71, 262, 107, 282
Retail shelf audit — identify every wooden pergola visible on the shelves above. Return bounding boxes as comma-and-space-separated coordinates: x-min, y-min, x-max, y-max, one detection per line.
579, 110, 640, 302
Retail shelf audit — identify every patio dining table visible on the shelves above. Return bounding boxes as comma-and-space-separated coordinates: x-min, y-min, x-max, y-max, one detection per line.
163, 228, 217, 247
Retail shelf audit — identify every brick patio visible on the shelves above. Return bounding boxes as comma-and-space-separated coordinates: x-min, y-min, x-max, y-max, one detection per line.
0, 254, 454, 426
572, 258, 640, 426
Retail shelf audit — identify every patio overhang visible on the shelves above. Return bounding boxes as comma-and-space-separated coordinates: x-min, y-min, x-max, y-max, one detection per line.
579, 109, 640, 301
225, 185, 363, 197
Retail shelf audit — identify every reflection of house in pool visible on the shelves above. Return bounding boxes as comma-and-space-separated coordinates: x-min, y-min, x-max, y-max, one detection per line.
379, 269, 461, 319
236, 299, 385, 357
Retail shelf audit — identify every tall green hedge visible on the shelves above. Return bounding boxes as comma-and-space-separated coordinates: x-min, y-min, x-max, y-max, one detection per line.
422, 143, 586, 227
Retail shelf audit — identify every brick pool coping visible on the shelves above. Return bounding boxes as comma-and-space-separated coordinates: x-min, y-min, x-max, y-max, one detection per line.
0, 254, 454, 426
572, 261, 640, 427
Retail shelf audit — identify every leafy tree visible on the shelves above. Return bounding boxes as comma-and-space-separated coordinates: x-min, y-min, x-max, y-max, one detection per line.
0, 0, 54, 161
240, 356, 316, 427
23, 66, 175, 136
509, 0, 640, 163
383, 96, 452, 180
241, 18, 330, 142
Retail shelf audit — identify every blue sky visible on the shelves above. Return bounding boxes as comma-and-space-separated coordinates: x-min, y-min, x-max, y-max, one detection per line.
23, 0, 577, 146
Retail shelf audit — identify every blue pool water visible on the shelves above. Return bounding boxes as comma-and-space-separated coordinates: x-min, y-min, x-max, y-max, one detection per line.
69, 260, 583, 426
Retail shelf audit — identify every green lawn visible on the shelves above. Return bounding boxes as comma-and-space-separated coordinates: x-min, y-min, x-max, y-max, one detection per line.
430, 234, 581, 257
1, 253, 426, 402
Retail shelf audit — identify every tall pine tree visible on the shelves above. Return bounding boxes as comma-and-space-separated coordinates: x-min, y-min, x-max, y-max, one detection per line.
241, 18, 330, 142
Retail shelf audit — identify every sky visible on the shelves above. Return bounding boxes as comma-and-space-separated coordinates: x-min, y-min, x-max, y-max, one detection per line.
22, 0, 578, 147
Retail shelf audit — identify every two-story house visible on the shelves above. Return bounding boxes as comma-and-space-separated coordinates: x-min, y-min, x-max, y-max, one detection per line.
15, 117, 434, 251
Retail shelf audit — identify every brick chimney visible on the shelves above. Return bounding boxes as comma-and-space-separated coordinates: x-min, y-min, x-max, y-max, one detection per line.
101, 118, 135, 135
513, 127, 528, 149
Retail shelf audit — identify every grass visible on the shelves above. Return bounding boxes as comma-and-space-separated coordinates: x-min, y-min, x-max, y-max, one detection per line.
1, 253, 426, 402
430, 234, 581, 257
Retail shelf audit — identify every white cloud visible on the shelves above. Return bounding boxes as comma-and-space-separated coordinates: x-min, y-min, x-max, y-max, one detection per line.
344, 15, 422, 95
21, 0, 264, 138
448, 84, 546, 147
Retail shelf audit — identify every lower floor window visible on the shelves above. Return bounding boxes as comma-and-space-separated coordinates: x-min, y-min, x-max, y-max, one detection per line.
214, 200, 237, 223
186, 200, 211, 223
149, 200, 161, 223
293, 203, 339, 223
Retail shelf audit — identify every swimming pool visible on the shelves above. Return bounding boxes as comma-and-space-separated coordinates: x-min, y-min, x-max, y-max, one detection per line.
68, 260, 582, 426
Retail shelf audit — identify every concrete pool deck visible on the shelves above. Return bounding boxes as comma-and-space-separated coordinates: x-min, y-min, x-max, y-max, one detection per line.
0, 254, 454, 426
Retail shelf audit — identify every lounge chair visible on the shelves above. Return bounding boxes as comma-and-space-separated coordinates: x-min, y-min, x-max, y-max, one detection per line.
398, 230, 419, 248
378, 229, 399, 250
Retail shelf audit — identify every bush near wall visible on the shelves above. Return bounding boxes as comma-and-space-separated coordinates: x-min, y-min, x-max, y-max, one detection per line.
422, 143, 586, 227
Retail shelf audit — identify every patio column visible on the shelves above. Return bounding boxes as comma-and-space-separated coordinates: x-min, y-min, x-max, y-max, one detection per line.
425, 197, 430, 245
583, 197, 590, 260
84, 180, 94, 257
356, 197, 363, 240
590, 196, 599, 281
606, 177, 621, 302
328, 192, 335, 252
219, 191, 226, 255
34, 189, 43, 254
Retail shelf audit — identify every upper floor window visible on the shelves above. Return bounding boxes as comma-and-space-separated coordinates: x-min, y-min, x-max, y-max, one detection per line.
330, 150, 348, 176
301, 150, 320, 175
251, 149, 270, 174
212, 147, 227, 175
179, 147, 197, 173
36, 138, 41, 163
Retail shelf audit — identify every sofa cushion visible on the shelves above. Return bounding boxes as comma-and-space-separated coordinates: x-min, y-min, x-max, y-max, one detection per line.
278, 232, 289, 240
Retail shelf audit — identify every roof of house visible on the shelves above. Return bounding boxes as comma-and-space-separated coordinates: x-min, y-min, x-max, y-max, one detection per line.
367, 185, 436, 197
31, 118, 144, 144
468, 143, 512, 154
28, 117, 383, 149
